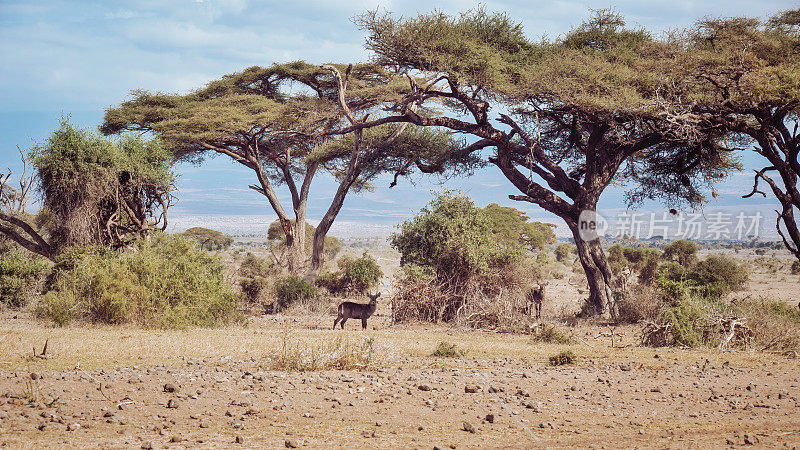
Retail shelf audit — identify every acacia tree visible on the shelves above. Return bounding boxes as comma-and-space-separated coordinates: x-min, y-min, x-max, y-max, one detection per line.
0, 119, 174, 260
677, 10, 800, 261
102, 62, 473, 275
343, 10, 738, 316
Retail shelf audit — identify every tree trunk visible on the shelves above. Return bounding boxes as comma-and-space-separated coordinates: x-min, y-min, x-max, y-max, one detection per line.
309, 171, 359, 276
566, 217, 617, 319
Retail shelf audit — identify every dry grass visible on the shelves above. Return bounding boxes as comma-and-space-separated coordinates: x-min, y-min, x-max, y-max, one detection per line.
1, 310, 797, 373
266, 327, 392, 371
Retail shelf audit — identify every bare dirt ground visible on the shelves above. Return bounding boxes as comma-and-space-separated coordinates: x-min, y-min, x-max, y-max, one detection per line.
1, 309, 799, 449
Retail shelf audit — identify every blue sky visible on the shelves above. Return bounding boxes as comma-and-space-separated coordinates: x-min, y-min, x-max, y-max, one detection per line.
0, 0, 793, 237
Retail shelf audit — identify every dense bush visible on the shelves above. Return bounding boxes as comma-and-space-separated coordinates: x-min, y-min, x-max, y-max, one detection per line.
35, 233, 241, 328
686, 254, 749, 298
0, 253, 47, 307
274, 275, 317, 312
791, 260, 800, 275
390, 192, 541, 327
316, 252, 383, 295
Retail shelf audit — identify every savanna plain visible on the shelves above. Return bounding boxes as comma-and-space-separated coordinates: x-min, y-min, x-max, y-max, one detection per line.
1, 244, 798, 449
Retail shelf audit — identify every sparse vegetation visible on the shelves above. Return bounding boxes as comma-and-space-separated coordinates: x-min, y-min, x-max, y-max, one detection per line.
548, 350, 577, 366
432, 341, 461, 357
268, 330, 386, 371
530, 323, 574, 344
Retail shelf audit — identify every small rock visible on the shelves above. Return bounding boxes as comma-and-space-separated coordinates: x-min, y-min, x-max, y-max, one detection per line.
235, 435, 244, 444
285, 438, 299, 448
485, 414, 494, 423
140, 442, 153, 450
163, 383, 178, 393
166, 399, 179, 409
418, 384, 432, 391
170, 435, 183, 443
464, 385, 479, 394
67, 423, 80, 431
462, 421, 476, 433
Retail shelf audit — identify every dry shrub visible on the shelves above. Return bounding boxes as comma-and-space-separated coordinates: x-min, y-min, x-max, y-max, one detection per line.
615, 285, 661, 324
391, 263, 538, 332
742, 298, 800, 352
266, 329, 391, 371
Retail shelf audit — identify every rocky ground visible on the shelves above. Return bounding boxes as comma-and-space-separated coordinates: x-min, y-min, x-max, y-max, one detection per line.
1, 322, 799, 448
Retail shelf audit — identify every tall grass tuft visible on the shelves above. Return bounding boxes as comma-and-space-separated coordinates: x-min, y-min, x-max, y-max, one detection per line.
266, 328, 390, 371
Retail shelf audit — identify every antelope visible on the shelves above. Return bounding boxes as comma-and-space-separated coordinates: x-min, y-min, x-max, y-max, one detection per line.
526, 282, 547, 320
333, 292, 380, 330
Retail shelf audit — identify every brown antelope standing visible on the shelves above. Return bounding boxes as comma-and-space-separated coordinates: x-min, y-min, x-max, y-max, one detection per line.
333, 292, 380, 330
526, 282, 546, 320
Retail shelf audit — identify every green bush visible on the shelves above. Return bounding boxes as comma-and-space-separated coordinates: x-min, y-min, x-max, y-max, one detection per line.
686, 254, 748, 298
791, 260, 800, 275
35, 233, 241, 328
274, 275, 317, 312
316, 253, 382, 296
0, 253, 47, 308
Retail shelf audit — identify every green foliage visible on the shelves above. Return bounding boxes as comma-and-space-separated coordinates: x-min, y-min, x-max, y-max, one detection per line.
316, 252, 383, 295
482, 203, 556, 251
548, 350, 577, 366
686, 255, 749, 298
607, 244, 661, 285
432, 341, 461, 357
554, 244, 574, 263
391, 191, 522, 284
656, 296, 705, 347
35, 233, 241, 328
273, 275, 317, 312
237, 253, 277, 308
391, 191, 536, 324
181, 227, 233, 251
791, 260, 800, 275
0, 253, 47, 307
28, 118, 174, 252
662, 240, 698, 266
